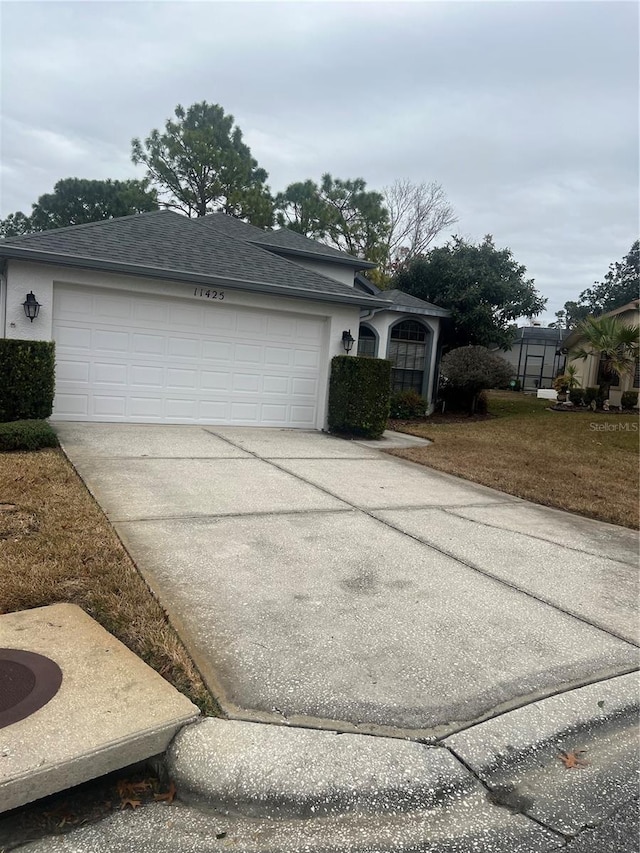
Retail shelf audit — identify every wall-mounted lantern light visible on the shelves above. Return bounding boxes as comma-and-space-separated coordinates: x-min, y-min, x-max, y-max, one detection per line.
23, 292, 41, 322
341, 329, 355, 353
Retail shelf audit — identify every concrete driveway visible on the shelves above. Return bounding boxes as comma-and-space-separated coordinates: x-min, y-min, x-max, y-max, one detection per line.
56, 424, 639, 739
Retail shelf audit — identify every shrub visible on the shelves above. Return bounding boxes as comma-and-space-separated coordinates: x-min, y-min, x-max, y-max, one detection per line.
0, 420, 59, 452
440, 346, 513, 414
621, 391, 639, 409
584, 386, 603, 408
389, 390, 427, 420
0, 339, 56, 422
569, 389, 584, 406
328, 356, 391, 439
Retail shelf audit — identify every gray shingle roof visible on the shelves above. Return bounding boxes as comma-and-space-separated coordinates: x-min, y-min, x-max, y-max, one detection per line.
251, 228, 376, 268
384, 289, 451, 317
0, 211, 388, 308
194, 212, 268, 241
194, 214, 375, 268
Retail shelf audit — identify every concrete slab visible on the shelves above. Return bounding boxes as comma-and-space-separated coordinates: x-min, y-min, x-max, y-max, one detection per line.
350, 429, 432, 450
0, 604, 199, 813
15, 791, 565, 852
275, 457, 515, 508
54, 423, 250, 459
71, 457, 349, 521
115, 511, 637, 737
206, 427, 382, 458
447, 502, 639, 566
168, 718, 472, 817
446, 673, 640, 836
374, 508, 639, 643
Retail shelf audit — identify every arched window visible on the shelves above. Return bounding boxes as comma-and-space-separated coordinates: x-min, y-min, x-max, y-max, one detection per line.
388, 320, 427, 393
357, 325, 377, 358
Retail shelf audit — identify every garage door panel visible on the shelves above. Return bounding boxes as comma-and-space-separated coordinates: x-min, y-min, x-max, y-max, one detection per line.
94, 396, 126, 416
202, 340, 233, 363
94, 363, 128, 385
133, 333, 165, 355
57, 361, 90, 383
53, 285, 324, 427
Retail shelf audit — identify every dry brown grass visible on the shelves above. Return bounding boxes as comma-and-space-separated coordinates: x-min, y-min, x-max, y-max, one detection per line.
0, 448, 218, 714
389, 391, 639, 529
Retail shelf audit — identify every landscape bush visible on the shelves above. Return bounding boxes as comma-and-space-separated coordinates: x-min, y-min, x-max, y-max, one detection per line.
440, 346, 513, 414
0, 339, 55, 422
0, 420, 59, 452
389, 390, 428, 420
328, 355, 392, 439
621, 391, 639, 409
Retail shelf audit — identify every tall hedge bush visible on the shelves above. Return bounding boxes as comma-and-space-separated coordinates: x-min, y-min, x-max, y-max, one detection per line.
328, 355, 391, 439
0, 339, 56, 422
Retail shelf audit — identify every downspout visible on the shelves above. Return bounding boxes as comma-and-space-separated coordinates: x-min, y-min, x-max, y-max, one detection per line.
0, 260, 7, 339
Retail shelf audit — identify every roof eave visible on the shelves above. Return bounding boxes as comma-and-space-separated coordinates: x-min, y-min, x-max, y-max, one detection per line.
385, 303, 451, 318
1, 246, 390, 309
252, 242, 377, 270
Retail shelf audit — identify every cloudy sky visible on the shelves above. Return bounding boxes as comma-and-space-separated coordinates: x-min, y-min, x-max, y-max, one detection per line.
1, 0, 638, 320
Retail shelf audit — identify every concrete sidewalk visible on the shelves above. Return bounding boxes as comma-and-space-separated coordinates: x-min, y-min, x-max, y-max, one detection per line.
18, 422, 637, 851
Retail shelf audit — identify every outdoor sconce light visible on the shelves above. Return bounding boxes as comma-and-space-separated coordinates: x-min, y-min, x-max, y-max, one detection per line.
341, 329, 355, 353
23, 292, 41, 322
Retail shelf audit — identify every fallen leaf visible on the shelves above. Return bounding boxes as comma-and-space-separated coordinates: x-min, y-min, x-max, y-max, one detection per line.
154, 781, 177, 804
558, 749, 588, 769
116, 779, 152, 799
119, 797, 142, 810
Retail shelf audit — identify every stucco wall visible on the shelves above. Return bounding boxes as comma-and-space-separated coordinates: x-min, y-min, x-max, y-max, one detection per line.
357, 310, 441, 409
3, 260, 361, 429
289, 256, 355, 288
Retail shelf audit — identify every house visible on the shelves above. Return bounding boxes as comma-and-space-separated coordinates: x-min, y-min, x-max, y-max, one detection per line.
498, 322, 567, 392
0, 211, 448, 428
562, 299, 640, 403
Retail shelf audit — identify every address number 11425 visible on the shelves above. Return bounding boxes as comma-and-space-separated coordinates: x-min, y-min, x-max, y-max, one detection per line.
194, 288, 225, 300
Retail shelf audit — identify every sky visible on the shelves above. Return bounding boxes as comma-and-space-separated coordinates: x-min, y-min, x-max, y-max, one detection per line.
1, 0, 638, 322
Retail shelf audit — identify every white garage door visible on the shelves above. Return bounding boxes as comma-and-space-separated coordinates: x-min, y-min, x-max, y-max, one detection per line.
52, 285, 325, 426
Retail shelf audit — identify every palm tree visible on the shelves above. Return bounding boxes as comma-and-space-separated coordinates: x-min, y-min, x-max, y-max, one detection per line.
571, 315, 639, 399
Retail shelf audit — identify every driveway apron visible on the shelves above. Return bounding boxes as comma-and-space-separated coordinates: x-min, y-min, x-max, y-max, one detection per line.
56, 424, 639, 739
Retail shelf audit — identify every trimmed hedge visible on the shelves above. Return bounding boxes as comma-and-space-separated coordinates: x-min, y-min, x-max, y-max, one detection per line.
0, 339, 55, 422
328, 355, 391, 439
621, 391, 639, 409
0, 420, 59, 452
389, 390, 428, 420
568, 389, 584, 406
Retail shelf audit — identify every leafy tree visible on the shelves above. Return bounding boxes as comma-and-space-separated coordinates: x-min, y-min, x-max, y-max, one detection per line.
556, 240, 639, 328
131, 101, 273, 225
440, 346, 514, 414
275, 174, 389, 262
392, 235, 546, 350
380, 179, 457, 279
570, 315, 639, 398
0, 179, 158, 237
30, 178, 158, 231
0, 211, 33, 238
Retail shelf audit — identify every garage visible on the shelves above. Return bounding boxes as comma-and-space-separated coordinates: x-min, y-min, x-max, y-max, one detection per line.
52, 284, 325, 427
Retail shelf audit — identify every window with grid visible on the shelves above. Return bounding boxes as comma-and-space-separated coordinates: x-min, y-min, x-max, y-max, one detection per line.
388, 321, 427, 393
357, 325, 377, 358
634, 358, 640, 389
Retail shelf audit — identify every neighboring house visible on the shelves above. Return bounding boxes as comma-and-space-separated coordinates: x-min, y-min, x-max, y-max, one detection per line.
562, 299, 640, 400
499, 323, 567, 392
0, 211, 448, 428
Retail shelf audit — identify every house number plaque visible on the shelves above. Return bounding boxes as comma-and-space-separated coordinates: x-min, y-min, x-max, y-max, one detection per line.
194, 288, 225, 300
